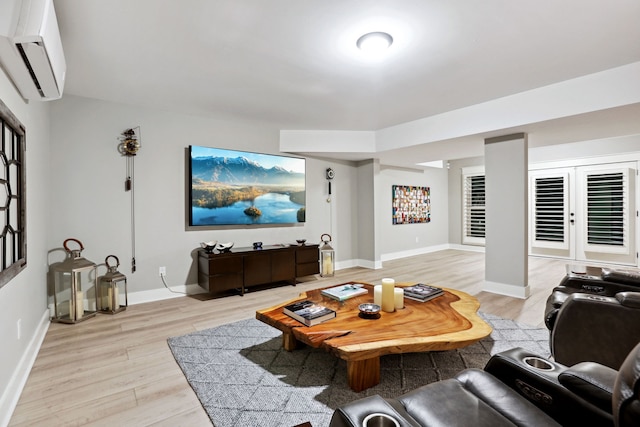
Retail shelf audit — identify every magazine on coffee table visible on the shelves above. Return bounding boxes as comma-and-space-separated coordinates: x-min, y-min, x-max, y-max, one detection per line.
403, 283, 444, 302
283, 300, 336, 326
320, 283, 368, 301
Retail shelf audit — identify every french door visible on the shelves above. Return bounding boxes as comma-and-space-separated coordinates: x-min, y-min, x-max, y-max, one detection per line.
529, 162, 638, 266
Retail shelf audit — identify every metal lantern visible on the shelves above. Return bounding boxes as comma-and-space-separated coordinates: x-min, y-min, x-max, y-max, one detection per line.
320, 233, 335, 277
51, 238, 98, 324
98, 255, 128, 314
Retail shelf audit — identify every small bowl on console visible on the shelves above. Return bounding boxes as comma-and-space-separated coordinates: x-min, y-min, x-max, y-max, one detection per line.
200, 241, 218, 253
358, 303, 381, 319
216, 242, 234, 253
296, 239, 306, 245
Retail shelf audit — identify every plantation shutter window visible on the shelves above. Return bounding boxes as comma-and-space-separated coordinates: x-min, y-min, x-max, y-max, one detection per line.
462, 172, 486, 245
582, 167, 634, 255
531, 173, 569, 250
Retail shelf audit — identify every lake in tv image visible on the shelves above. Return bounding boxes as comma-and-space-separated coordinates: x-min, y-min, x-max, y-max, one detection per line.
189, 145, 306, 226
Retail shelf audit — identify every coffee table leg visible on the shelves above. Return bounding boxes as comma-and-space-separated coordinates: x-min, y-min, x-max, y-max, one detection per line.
347, 357, 380, 392
282, 331, 300, 351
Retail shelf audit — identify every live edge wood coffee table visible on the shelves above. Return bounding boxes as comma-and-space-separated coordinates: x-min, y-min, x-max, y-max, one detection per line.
256, 282, 492, 392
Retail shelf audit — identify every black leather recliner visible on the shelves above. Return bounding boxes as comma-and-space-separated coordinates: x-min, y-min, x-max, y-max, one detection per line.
329, 342, 640, 427
544, 267, 640, 330
544, 267, 640, 369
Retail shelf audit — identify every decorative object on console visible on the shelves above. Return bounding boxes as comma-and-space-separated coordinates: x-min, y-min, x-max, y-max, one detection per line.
188, 145, 306, 226
381, 278, 395, 312
392, 185, 431, 225
252, 241, 263, 249
321, 283, 368, 301
97, 255, 128, 314
296, 239, 306, 245
50, 238, 98, 324
320, 233, 335, 277
283, 300, 336, 326
216, 242, 234, 253
200, 241, 218, 253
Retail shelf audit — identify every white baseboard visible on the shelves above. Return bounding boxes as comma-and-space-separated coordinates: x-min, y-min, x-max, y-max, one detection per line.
128, 283, 207, 305
483, 280, 530, 299
448, 244, 486, 253
381, 244, 451, 262
0, 310, 50, 427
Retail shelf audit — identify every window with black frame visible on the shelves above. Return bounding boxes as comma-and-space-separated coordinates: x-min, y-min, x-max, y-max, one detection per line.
0, 99, 26, 288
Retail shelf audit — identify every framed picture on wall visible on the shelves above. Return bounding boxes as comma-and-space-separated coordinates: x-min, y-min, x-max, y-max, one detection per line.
392, 185, 431, 225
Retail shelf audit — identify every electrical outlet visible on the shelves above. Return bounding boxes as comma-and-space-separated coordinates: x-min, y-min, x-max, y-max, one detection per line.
17, 319, 21, 340
415, 236, 419, 243
159, 266, 166, 276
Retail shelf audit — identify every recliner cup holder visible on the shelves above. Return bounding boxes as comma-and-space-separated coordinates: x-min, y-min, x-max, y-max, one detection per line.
362, 413, 400, 427
523, 356, 555, 371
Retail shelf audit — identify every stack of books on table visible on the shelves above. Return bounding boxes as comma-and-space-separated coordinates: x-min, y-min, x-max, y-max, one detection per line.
403, 283, 444, 302
283, 300, 336, 326
320, 283, 368, 301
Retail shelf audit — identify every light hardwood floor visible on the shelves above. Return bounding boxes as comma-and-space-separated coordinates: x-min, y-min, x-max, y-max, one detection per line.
9, 250, 568, 426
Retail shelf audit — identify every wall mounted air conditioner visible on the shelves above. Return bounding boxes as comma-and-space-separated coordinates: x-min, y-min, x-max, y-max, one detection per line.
0, 0, 66, 101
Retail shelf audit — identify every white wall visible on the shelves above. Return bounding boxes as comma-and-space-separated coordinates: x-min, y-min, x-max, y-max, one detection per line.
48, 95, 359, 298
378, 165, 449, 260
0, 70, 52, 424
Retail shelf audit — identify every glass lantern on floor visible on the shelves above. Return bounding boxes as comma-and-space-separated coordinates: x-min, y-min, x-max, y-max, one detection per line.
320, 233, 335, 277
97, 255, 128, 314
51, 238, 98, 324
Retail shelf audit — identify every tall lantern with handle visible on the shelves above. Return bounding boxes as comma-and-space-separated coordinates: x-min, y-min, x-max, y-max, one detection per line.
98, 255, 128, 314
51, 238, 98, 324
320, 233, 335, 277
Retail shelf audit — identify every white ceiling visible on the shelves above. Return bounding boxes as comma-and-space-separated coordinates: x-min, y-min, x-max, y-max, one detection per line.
53, 0, 640, 167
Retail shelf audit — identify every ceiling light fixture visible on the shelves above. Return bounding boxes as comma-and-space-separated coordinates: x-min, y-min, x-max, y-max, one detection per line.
356, 31, 393, 54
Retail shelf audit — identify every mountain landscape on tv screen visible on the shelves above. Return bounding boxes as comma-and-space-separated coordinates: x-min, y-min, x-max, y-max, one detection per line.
191, 156, 305, 186
190, 154, 306, 225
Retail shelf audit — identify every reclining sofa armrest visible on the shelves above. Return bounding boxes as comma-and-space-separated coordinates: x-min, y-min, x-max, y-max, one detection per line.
558, 362, 617, 412
329, 394, 420, 427
484, 347, 613, 426
617, 291, 640, 308
601, 268, 640, 287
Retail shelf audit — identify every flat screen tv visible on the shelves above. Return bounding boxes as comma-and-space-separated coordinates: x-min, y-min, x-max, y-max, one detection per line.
189, 145, 306, 226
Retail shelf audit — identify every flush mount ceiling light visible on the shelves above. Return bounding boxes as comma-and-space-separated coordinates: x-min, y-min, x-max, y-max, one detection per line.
356, 31, 393, 54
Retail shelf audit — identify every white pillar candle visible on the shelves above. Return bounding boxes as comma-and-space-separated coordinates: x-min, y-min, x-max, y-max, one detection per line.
76, 291, 84, 319
107, 288, 113, 310
394, 288, 404, 309
373, 285, 382, 305
381, 278, 395, 312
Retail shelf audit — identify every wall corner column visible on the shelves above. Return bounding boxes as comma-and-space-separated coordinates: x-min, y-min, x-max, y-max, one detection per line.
483, 133, 530, 299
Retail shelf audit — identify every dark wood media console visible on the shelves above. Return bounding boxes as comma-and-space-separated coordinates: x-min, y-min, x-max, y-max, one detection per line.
198, 244, 320, 295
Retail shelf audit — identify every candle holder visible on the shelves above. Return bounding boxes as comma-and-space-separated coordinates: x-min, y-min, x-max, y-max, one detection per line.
50, 238, 98, 324
320, 233, 335, 277
97, 255, 128, 314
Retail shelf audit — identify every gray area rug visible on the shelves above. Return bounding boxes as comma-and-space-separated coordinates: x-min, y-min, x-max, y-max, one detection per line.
167, 312, 550, 427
